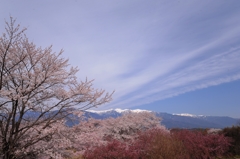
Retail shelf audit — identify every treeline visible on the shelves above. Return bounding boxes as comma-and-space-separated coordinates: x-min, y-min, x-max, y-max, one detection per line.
82, 126, 240, 159
221, 126, 240, 157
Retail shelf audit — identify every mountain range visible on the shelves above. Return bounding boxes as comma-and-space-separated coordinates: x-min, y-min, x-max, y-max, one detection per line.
79, 109, 239, 129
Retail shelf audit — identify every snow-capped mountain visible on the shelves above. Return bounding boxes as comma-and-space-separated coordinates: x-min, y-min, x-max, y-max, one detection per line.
172, 113, 206, 118
87, 108, 151, 114
82, 108, 239, 129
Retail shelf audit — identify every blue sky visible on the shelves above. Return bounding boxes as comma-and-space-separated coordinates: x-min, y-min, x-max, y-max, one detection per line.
1, 0, 240, 118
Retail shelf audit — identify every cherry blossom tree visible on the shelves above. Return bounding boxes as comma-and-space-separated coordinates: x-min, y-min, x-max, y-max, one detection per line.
69, 112, 165, 154
0, 17, 112, 159
83, 128, 184, 159
19, 111, 164, 158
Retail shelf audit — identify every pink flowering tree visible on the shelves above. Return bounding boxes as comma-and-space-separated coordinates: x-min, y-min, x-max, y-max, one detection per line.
19, 111, 164, 158
69, 112, 165, 155
0, 17, 112, 159
173, 130, 231, 159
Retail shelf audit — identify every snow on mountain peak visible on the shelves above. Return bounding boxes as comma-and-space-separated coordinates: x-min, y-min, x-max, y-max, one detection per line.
115, 108, 128, 113
87, 109, 114, 114
87, 108, 151, 114
131, 109, 151, 113
115, 108, 151, 113
87, 109, 206, 117
173, 113, 197, 117
173, 113, 205, 117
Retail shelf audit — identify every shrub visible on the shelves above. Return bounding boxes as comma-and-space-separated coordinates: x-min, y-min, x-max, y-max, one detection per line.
83, 128, 188, 159
134, 128, 189, 159
173, 129, 231, 159
221, 126, 240, 156
83, 139, 139, 159
83, 128, 231, 159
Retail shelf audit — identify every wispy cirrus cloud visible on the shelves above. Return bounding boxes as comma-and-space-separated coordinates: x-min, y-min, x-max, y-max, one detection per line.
1, 0, 240, 112
68, 0, 240, 110
103, 45, 240, 109
111, 47, 240, 107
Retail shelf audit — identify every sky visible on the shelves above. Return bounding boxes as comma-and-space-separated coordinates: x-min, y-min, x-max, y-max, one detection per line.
1, 0, 240, 118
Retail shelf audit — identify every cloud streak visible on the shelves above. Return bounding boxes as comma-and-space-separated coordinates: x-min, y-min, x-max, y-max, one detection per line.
1, 0, 240, 112
104, 46, 240, 109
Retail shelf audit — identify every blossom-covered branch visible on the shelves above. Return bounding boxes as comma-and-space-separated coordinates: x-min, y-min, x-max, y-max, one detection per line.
0, 17, 112, 159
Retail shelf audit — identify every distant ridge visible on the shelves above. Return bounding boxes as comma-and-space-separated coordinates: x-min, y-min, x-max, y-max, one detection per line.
83, 108, 239, 129
172, 113, 206, 118
87, 108, 151, 114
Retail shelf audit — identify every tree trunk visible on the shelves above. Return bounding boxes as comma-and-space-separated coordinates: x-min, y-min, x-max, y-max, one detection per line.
2, 142, 15, 159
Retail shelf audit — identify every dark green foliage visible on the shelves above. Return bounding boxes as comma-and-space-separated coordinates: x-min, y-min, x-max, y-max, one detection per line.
222, 126, 240, 156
